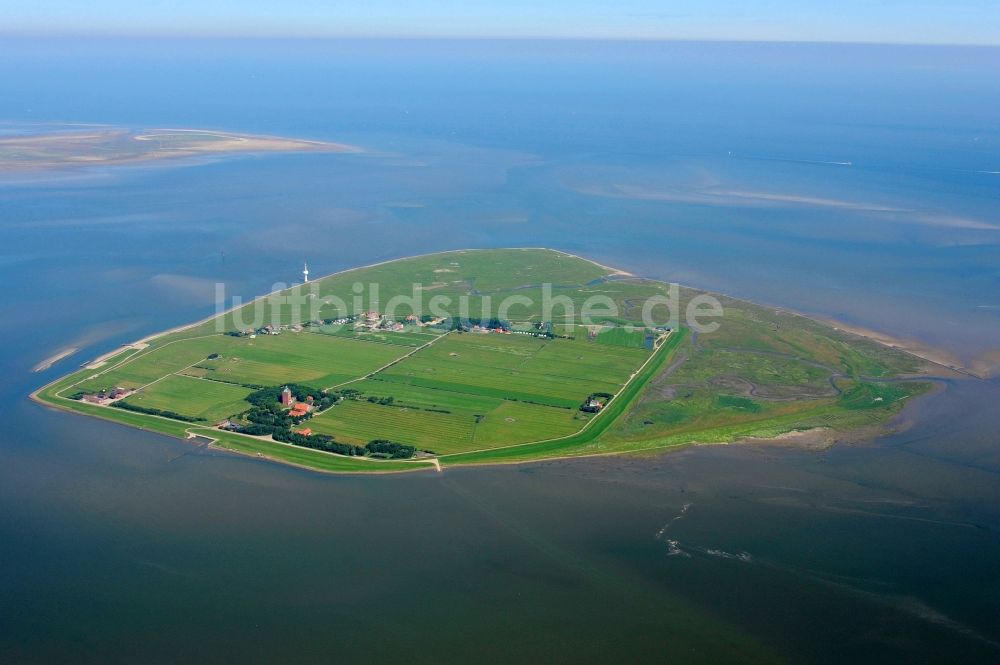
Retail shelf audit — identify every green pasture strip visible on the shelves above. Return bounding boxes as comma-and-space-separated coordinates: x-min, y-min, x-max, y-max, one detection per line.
440, 328, 687, 465
469, 401, 584, 448
121, 375, 252, 423
596, 326, 649, 348
343, 378, 505, 413
182, 332, 407, 387
375, 333, 637, 409
371, 373, 582, 409
308, 399, 477, 450
73, 335, 228, 392
71, 332, 407, 396
308, 393, 584, 455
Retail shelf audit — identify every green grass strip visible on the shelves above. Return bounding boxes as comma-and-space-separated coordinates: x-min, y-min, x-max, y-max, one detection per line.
440, 328, 688, 465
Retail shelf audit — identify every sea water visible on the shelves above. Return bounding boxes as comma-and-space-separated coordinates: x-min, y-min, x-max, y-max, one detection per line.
1, 38, 998, 663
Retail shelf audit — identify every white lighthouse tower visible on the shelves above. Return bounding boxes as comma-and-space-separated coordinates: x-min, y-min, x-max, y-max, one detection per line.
302, 262, 309, 283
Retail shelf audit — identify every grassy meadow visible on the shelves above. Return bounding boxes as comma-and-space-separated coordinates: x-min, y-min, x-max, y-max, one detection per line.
308, 375, 589, 454
375, 333, 647, 409
120, 375, 252, 423
74, 332, 409, 397
178, 332, 407, 388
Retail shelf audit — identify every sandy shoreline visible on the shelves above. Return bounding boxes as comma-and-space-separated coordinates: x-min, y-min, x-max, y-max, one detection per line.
554, 250, 634, 277
32, 347, 79, 372
0, 126, 361, 174
812, 316, 982, 378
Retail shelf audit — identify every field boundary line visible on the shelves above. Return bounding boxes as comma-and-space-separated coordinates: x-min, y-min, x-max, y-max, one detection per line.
437, 330, 676, 458
323, 330, 454, 391
55, 333, 226, 398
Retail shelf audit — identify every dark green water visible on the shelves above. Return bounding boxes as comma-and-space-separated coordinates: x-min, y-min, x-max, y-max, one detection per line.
1, 39, 999, 662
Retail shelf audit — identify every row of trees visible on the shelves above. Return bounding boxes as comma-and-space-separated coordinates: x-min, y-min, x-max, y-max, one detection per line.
366, 440, 417, 459
113, 401, 206, 423
442, 317, 511, 331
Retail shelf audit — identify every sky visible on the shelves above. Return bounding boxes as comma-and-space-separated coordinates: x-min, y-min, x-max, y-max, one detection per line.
1, 0, 998, 45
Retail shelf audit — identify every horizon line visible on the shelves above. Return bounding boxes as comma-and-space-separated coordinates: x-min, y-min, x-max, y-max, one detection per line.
2, 31, 998, 49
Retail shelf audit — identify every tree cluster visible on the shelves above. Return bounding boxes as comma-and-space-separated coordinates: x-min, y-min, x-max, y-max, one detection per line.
366, 440, 417, 459
441, 317, 512, 332
246, 384, 338, 412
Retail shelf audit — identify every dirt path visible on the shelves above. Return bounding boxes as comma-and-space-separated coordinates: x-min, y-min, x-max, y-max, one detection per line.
323, 330, 453, 391
57, 334, 223, 398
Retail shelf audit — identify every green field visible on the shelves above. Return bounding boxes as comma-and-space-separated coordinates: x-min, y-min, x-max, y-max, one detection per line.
178, 332, 407, 388
305, 331, 633, 454
74, 336, 230, 392
120, 375, 252, 423
34, 248, 933, 473
595, 326, 650, 349
344, 378, 507, 412
74, 332, 409, 397
376, 333, 647, 409
308, 379, 588, 454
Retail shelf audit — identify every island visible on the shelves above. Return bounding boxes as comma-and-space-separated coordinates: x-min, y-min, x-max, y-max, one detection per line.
0, 125, 356, 172
32, 249, 934, 473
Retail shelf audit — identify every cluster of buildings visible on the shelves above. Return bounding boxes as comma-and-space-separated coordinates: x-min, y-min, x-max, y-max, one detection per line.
280, 386, 314, 417
508, 321, 554, 338
469, 324, 511, 335
580, 393, 612, 414
451, 320, 557, 338
353, 311, 424, 333
232, 323, 305, 339
510, 329, 549, 338
281, 387, 317, 436
352, 310, 444, 332
229, 310, 454, 339
81, 386, 132, 405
